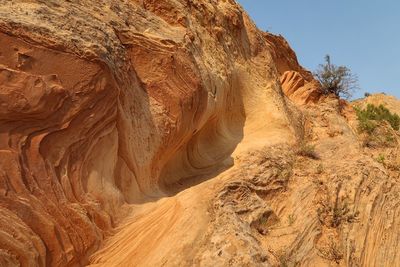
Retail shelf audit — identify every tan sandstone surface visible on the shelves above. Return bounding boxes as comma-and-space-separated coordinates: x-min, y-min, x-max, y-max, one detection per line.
0, 0, 398, 266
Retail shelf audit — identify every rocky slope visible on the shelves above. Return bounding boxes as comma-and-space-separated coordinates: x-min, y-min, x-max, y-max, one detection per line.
353, 93, 400, 115
0, 1, 398, 267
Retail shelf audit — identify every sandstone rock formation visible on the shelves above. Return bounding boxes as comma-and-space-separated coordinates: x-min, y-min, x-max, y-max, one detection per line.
0, 0, 303, 265
264, 33, 321, 105
0, 1, 398, 267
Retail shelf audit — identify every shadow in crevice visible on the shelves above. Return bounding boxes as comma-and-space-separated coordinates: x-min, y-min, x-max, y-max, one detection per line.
159, 68, 248, 196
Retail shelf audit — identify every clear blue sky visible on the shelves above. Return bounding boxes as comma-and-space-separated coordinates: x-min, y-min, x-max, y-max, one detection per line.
237, 0, 400, 99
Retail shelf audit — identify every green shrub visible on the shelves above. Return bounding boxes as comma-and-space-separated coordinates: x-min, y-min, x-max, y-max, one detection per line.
385, 134, 396, 144
376, 154, 385, 164
358, 119, 377, 134
355, 104, 400, 133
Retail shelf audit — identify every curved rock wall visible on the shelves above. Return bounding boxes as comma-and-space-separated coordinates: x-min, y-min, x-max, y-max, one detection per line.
0, 0, 311, 265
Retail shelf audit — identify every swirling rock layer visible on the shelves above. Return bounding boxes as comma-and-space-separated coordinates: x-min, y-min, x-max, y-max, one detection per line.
0, 0, 302, 265
0, 1, 398, 267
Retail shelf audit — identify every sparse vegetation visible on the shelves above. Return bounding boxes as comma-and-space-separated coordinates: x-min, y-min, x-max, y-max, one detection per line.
356, 104, 400, 132
314, 55, 359, 99
318, 239, 343, 264
355, 104, 399, 147
317, 183, 359, 228
362, 130, 397, 148
358, 117, 378, 135
385, 134, 396, 144
376, 154, 385, 164
297, 142, 319, 159
331, 200, 355, 227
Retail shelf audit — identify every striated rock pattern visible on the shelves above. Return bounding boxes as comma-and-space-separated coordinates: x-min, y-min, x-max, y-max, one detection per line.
0, 1, 398, 267
0, 0, 306, 266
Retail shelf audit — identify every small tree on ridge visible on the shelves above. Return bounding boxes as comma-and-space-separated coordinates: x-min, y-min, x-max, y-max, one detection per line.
314, 55, 359, 99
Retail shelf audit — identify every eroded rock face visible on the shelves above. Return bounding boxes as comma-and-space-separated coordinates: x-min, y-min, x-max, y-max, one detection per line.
3, 1, 397, 267
193, 146, 294, 266
0, 0, 309, 265
0, 31, 120, 266
264, 33, 322, 105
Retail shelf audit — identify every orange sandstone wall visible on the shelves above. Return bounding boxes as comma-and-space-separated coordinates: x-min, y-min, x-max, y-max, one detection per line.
0, 0, 316, 265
